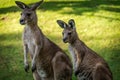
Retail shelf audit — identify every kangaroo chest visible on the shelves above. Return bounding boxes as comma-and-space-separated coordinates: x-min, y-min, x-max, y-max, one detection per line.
23, 28, 36, 56
69, 45, 81, 70
69, 45, 77, 63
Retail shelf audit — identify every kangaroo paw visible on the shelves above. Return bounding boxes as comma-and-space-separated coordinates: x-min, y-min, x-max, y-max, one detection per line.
31, 65, 36, 72
24, 64, 29, 72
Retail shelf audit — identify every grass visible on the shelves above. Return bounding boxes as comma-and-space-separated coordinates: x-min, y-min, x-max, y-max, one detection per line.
0, 0, 120, 80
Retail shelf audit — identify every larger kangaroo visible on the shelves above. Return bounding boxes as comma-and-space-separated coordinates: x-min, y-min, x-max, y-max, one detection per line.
15, 1, 72, 80
57, 19, 113, 80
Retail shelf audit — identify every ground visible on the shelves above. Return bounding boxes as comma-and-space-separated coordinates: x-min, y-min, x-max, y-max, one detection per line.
0, 0, 120, 80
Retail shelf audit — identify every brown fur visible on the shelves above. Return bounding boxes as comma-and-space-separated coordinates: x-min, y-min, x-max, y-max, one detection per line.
15, 1, 72, 80
57, 19, 113, 80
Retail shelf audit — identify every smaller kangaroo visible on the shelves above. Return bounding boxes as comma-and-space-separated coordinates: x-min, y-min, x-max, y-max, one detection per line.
57, 19, 113, 80
15, 1, 72, 80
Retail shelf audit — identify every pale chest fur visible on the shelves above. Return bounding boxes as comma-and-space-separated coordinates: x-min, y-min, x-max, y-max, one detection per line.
23, 27, 36, 55
69, 45, 81, 70
23, 27, 47, 78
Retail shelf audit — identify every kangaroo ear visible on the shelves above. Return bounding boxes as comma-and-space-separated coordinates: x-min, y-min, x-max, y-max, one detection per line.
68, 19, 76, 29
31, 0, 43, 10
56, 20, 67, 29
15, 1, 29, 9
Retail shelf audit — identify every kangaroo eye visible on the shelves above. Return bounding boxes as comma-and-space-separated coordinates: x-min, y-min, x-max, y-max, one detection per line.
68, 32, 71, 35
62, 32, 64, 35
27, 13, 31, 16
20, 13, 22, 15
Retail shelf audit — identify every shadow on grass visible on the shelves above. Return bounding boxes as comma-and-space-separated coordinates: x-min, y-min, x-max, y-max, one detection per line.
0, 1, 120, 14
0, 31, 120, 79
43, 1, 120, 14
0, 1, 120, 21
0, 32, 21, 41
0, 32, 34, 80
101, 43, 120, 80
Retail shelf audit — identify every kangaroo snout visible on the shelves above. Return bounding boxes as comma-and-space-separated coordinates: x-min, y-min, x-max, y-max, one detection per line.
20, 19, 25, 25
63, 38, 68, 43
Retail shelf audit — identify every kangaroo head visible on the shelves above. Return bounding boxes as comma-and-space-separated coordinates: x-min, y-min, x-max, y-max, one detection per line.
57, 19, 77, 43
15, 0, 43, 25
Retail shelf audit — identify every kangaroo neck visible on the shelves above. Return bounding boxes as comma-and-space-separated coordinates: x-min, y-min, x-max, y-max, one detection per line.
69, 37, 84, 48
69, 33, 79, 45
69, 38, 86, 58
69, 39, 79, 47
26, 22, 38, 32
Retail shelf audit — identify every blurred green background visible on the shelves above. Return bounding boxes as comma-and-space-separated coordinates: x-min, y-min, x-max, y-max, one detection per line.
0, 0, 120, 80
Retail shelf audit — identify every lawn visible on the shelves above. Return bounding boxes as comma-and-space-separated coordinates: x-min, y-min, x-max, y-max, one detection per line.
0, 0, 120, 80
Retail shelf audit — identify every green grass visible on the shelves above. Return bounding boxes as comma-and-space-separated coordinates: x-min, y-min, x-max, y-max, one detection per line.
0, 0, 120, 80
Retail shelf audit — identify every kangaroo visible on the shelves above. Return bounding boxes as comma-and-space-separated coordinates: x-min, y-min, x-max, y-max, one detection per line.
57, 19, 113, 80
15, 1, 72, 80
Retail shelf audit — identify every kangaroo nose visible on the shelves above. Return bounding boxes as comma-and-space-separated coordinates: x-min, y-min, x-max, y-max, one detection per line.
20, 19, 25, 25
63, 38, 67, 43
20, 19, 24, 23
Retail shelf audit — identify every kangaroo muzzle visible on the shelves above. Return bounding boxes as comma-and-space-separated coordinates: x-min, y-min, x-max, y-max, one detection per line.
63, 38, 68, 43
20, 19, 25, 25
